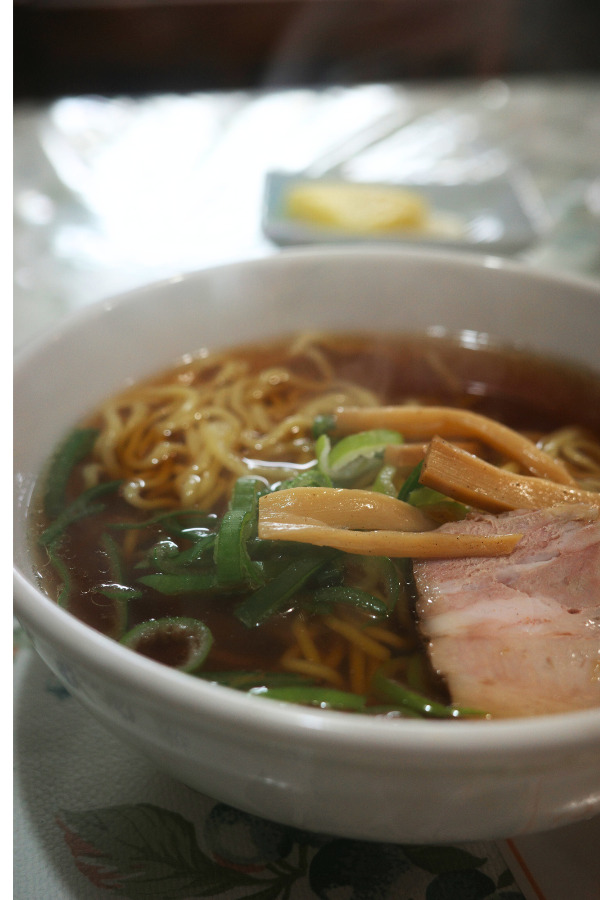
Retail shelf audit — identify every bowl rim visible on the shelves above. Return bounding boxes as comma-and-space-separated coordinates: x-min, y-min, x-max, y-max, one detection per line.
14, 245, 600, 758
13, 244, 600, 363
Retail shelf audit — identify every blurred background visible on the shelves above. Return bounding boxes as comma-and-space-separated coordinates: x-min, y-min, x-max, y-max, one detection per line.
13, 2, 600, 348
14, 0, 600, 99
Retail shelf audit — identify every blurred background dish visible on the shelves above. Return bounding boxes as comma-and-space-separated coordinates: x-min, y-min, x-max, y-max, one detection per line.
262, 169, 547, 252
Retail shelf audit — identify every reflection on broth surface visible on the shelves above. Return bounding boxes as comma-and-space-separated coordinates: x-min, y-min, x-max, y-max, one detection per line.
31, 332, 600, 719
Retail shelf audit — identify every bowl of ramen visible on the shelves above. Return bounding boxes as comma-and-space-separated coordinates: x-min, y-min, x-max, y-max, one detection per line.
13, 246, 600, 844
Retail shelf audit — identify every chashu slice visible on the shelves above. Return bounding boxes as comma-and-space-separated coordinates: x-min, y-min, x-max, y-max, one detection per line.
413, 505, 600, 718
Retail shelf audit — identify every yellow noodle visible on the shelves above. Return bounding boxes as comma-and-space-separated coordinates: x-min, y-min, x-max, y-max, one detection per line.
324, 616, 391, 661
289, 332, 336, 378
322, 634, 347, 670
280, 656, 345, 689
540, 427, 600, 480
363, 626, 413, 651
292, 619, 322, 663
90, 334, 379, 510
280, 643, 302, 665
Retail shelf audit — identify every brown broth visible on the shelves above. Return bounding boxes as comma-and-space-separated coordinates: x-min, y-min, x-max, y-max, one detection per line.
31, 332, 600, 710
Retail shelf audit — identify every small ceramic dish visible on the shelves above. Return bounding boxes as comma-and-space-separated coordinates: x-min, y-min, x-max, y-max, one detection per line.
262, 171, 548, 254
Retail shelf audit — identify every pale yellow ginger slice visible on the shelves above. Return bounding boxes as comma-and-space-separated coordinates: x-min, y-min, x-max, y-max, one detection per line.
285, 182, 430, 233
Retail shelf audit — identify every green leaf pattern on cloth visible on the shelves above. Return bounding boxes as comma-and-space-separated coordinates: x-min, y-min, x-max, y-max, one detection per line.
57, 802, 525, 899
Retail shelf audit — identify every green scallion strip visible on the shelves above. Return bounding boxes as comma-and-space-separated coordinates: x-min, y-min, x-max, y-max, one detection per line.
231, 476, 271, 507
327, 429, 403, 471
397, 460, 424, 502
345, 554, 399, 613
276, 468, 332, 491
310, 585, 388, 618
39, 479, 122, 547
214, 478, 268, 588
371, 463, 398, 497
312, 414, 336, 439
215, 508, 262, 587
101, 531, 125, 582
138, 571, 218, 595
372, 665, 486, 719
96, 531, 142, 601
316, 429, 403, 486
250, 684, 367, 711
406, 485, 468, 519
235, 550, 338, 628
97, 584, 143, 601
46, 540, 72, 609
150, 534, 216, 574
120, 616, 213, 674
43, 427, 99, 518
109, 509, 216, 536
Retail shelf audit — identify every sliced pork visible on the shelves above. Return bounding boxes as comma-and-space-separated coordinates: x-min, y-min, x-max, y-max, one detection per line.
413, 505, 600, 718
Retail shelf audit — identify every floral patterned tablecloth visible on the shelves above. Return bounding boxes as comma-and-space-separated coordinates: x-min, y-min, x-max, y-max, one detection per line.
15, 625, 600, 900
14, 627, 530, 900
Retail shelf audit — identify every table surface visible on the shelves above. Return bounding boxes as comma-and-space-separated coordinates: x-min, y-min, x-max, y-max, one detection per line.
13, 76, 600, 899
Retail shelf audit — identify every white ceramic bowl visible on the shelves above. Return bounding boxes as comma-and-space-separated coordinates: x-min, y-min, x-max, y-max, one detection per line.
14, 247, 600, 844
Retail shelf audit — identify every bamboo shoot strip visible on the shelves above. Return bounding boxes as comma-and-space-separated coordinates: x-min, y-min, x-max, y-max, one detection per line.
384, 440, 481, 468
421, 437, 600, 513
334, 406, 576, 485
259, 486, 437, 532
258, 518, 521, 559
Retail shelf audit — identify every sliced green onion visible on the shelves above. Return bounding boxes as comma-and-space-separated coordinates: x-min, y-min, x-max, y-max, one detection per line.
276, 468, 332, 491
97, 583, 142, 601
328, 429, 403, 470
45, 540, 72, 609
214, 509, 263, 588
120, 616, 213, 673
230, 476, 271, 511
316, 429, 403, 486
43, 427, 99, 518
406, 486, 468, 520
397, 459, 424, 502
109, 509, 216, 537
100, 531, 126, 583
344, 554, 399, 613
250, 684, 367, 711
138, 571, 218, 595
39, 479, 122, 547
214, 478, 268, 588
150, 534, 216, 574
310, 585, 388, 617
371, 463, 398, 497
96, 582, 140, 638
235, 549, 338, 628
312, 414, 336, 439
372, 663, 486, 719
312, 556, 345, 589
